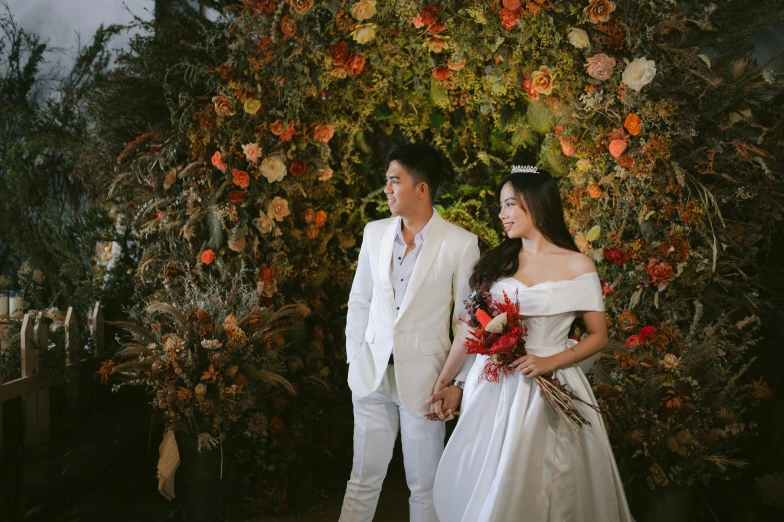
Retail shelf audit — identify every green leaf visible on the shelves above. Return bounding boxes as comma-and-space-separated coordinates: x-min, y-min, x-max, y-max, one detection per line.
374, 103, 394, 121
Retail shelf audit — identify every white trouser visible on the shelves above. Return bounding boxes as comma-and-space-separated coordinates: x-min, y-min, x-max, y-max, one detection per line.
339, 365, 445, 522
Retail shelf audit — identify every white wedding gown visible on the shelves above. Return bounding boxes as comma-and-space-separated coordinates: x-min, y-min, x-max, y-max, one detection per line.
433, 273, 634, 522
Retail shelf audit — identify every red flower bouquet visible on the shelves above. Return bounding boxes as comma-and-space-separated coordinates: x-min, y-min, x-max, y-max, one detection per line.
463, 289, 600, 431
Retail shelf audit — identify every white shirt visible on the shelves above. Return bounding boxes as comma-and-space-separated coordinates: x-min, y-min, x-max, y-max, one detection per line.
391, 209, 437, 315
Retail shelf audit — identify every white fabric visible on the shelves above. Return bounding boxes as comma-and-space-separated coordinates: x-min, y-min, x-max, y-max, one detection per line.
345, 212, 480, 415
434, 273, 634, 522
391, 209, 437, 314
339, 365, 445, 522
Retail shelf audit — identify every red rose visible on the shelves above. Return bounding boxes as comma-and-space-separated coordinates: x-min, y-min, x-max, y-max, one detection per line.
647, 258, 674, 285
604, 247, 628, 266
289, 159, 307, 177
638, 326, 657, 344
418, 5, 439, 26
228, 190, 246, 203
625, 335, 640, 348
329, 42, 350, 65
491, 332, 518, 354
257, 264, 275, 283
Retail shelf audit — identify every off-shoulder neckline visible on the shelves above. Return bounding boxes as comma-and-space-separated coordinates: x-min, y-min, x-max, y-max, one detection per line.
500, 271, 598, 290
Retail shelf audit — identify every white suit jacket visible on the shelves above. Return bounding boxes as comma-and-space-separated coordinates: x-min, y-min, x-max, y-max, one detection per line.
346, 212, 480, 415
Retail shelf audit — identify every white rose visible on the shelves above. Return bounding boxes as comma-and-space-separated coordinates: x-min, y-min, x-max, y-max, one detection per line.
260, 157, 287, 183
568, 27, 590, 49
350, 0, 376, 21
351, 23, 377, 45
622, 57, 656, 92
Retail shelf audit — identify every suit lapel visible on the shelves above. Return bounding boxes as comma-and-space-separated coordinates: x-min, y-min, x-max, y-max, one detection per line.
396, 212, 446, 320
377, 216, 399, 316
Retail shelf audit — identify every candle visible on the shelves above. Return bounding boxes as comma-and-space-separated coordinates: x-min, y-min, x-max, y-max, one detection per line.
9, 293, 24, 319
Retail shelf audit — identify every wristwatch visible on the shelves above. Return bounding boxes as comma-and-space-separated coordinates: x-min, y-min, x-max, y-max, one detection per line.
450, 379, 465, 390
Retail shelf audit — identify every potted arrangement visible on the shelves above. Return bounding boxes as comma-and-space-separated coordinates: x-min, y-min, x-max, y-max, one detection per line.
103, 276, 307, 521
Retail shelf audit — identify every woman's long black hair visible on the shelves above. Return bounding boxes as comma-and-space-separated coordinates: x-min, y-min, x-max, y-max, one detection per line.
469, 169, 579, 290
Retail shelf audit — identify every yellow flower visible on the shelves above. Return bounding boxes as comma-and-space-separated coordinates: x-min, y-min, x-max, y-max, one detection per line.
351, 23, 377, 44
350, 0, 376, 21
243, 98, 261, 115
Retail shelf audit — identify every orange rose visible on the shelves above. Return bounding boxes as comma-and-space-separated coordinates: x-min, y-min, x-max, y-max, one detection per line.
609, 139, 628, 158
313, 123, 335, 143
347, 52, 366, 75
532, 66, 554, 95
314, 210, 327, 227
587, 183, 602, 198
432, 66, 452, 81
211, 93, 235, 116
499, 8, 521, 30
270, 120, 286, 136
521, 74, 540, 100
559, 136, 577, 157
647, 259, 674, 286
624, 113, 642, 136
211, 151, 227, 172
280, 15, 297, 37
584, 0, 616, 25
200, 249, 216, 265
617, 310, 639, 332
288, 0, 313, 15
232, 168, 250, 188
503, 0, 523, 10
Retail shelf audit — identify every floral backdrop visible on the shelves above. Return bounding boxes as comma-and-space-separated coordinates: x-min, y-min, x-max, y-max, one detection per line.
83, 0, 784, 517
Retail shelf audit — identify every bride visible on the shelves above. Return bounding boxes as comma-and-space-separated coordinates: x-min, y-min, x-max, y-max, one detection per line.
426, 167, 634, 522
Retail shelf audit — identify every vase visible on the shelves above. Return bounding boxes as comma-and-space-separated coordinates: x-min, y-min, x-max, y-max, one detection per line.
174, 433, 226, 522
636, 485, 692, 522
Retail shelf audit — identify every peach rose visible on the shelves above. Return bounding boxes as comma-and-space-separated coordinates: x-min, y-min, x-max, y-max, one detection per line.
424, 37, 449, 53
260, 156, 287, 183
280, 15, 297, 37
585, 53, 616, 81
587, 183, 602, 198
313, 124, 335, 143
232, 168, 250, 188
350, 0, 376, 21
288, 0, 313, 15
211, 93, 235, 116
267, 196, 291, 222
432, 66, 452, 81
211, 151, 227, 172
255, 211, 274, 234
228, 237, 246, 252
624, 113, 642, 136
200, 249, 216, 265
584, 0, 616, 25
331, 65, 349, 79
242, 142, 262, 163
351, 23, 377, 44
318, 167, 333, 181
609, 139, 628, 158
532, 66, 554, 95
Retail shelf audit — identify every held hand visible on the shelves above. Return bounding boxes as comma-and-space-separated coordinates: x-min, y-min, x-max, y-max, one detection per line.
423, 386, 462, 421
512, 354, 557, 379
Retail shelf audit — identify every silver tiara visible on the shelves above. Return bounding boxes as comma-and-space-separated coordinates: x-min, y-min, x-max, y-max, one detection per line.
511, 165, 538, 174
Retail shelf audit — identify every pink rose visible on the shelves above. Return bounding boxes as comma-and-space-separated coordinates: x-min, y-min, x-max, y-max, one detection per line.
609, 139, 628, 158
585, 53, 616, 81
241, 143, 262, 163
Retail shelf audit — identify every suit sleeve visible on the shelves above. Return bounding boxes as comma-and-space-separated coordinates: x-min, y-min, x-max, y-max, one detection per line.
345, 224, 373, 363
452, 235, 480, 382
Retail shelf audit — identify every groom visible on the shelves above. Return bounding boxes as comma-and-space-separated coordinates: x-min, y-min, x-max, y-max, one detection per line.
340, 143, 479, 522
